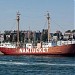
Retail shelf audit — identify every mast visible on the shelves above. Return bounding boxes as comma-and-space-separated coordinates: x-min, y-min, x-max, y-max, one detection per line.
16, 11, 20, 47
47, 12, 50, 42
28, 26, 30, 43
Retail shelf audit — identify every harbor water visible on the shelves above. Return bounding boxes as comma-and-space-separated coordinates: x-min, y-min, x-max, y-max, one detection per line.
0, 55, 75, 75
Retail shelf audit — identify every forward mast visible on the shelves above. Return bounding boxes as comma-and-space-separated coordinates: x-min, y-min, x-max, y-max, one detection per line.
16, 12, 20, 47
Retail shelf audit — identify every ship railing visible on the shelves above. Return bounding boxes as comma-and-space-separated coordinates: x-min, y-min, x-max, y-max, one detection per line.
57, 40, 75, 46
0, 42, 16, 48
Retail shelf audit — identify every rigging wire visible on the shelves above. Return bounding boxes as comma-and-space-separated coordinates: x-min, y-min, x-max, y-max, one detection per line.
43, 19, 47, 29
50, 18, 65, 32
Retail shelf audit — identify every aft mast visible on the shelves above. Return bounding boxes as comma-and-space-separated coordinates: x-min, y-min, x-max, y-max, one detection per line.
47, 12, 50, 42
16, 11, 20, 47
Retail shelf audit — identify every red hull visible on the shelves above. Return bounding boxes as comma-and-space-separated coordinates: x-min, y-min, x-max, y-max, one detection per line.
0, 44, 75, 55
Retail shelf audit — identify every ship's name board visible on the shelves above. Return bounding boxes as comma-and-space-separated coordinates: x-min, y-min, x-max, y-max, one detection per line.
19, 48, 48, 53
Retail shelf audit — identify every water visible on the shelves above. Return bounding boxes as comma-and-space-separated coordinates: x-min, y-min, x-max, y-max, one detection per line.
0, 55, 75, 75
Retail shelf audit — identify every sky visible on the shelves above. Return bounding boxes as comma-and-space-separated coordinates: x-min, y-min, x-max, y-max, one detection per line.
0, 0, 74, 33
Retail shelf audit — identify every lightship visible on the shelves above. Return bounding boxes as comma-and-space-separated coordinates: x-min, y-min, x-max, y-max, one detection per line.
0, 12, 75, 55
